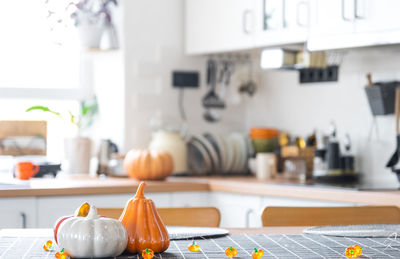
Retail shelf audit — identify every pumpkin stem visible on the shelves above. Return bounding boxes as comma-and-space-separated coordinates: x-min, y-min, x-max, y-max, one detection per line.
74, 202, 90, 217
86, 205, 99, 219
135, 182, 146, 198
254, 248, 258, 252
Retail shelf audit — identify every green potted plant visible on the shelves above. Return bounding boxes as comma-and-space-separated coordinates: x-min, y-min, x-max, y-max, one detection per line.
26, 97, 98, 175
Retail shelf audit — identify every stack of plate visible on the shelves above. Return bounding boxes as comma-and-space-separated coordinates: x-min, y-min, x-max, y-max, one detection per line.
187, 132, 250, 175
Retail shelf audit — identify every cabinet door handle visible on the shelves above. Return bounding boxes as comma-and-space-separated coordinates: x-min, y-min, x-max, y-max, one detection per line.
282, 0, 287, 28
354, 0, 365, 19
20, 212, 26, 229
245, 209, 254, 228
296, 1, 310, 27
341, 0, 353, 21
243, 9, 253, 34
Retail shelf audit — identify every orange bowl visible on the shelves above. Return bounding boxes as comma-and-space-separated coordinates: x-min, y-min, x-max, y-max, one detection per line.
249, 128, 279, 139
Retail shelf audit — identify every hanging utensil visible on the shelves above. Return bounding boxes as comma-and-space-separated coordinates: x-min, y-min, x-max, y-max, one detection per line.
386, 87, 400, 180
202, 59, 225, 109
203, 58, 224, 123
238, 55, 257, 97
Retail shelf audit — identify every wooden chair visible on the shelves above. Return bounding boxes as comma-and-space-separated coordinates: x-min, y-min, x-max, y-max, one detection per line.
261, 206, 400, 226
98, 207, 221, 227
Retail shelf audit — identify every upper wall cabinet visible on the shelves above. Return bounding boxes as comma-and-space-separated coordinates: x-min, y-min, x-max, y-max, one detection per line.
185, 0, 257, 55
308, 0, 400, 50
254, 0, 310, 47
185, 0, 310, 55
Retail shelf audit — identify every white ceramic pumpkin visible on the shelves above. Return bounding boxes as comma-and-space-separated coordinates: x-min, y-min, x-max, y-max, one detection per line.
57, 205, 128, 258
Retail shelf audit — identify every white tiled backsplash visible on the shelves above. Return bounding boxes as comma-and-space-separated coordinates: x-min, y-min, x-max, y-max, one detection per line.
246, 47, 400, 183
122, 0, 247, 150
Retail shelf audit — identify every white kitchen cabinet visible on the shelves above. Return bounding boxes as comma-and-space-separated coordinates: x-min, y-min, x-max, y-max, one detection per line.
308, 0, 400, 50
170, 192, 211, 208
254, 0, 310, 47
0, 198, 36, 229
185, 0, 257, 55
354, 0, 400, 34
210, 192, 262, 228
36, 193, 171, 228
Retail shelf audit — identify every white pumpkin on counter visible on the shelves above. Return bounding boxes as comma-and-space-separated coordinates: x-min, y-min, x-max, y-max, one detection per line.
57, 205, 127, 258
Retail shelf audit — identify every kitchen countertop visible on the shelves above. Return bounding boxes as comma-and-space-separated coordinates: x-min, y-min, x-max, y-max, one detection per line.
1, 176, 400, 206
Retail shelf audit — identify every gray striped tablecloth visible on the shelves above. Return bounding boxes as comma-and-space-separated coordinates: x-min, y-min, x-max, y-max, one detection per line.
1, 234, 400, 258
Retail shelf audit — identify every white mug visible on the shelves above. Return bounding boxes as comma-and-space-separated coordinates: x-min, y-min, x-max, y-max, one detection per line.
256, 153, 277, 180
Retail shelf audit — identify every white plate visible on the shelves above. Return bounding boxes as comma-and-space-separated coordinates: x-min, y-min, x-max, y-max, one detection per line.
228, 134, 240, 172
187, 141, 206, 175
190, 138, 211, 174
233, 133, 248, 171
214, 134, 228, 172
223, 135, 234, 172
193, 134, 219, 171
204, 133, 222, 171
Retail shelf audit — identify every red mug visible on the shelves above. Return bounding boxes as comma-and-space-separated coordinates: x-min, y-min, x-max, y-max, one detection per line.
16, 162, 40, 180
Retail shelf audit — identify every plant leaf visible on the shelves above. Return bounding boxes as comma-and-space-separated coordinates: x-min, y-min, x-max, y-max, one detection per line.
26, 106, 60, 116
68, 110, 77, 125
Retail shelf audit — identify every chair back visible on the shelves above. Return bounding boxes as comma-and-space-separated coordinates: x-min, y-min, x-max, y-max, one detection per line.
261, 206, 400, 226
98, 207, 221, 227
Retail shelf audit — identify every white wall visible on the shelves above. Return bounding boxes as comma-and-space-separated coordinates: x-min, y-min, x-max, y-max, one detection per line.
122, 0, 247, 151
247, 47, 400, 183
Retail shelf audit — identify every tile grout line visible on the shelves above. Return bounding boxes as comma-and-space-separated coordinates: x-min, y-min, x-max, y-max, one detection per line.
204, 236, 225, 252
367, 237, 400, 253
283, 234, 325, 259
345, 237, 395, 258
22, 237, 39, 259
263, 234, 302, 259
244, 234, 278, 259
195, 237, 210, 259
227, 235, 252, 256
320, 235, 372, 259
173, 240, 186, 259
0, 237, 19, 258
302, 235, 346, 258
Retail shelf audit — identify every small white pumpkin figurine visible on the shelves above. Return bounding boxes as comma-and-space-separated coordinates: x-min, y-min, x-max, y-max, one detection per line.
57, 205, 128, 258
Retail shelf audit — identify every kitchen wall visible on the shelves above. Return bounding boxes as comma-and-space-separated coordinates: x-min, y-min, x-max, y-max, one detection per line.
121, 0, 247, 151
96, 1, 399, 183
247, 46, 400, 183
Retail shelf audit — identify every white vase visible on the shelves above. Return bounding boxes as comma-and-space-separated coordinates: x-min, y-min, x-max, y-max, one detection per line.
149, 131, 187, 174
63, 137, 92, 175
78, 22, 104, 50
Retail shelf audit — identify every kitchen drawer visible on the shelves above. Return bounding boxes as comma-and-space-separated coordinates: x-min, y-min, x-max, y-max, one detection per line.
0, 197, 36, 229
170, 192, 210, 207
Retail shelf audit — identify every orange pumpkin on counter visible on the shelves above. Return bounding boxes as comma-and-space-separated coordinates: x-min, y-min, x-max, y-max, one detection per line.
124, 149, 174, 180
119, 181, 170, 253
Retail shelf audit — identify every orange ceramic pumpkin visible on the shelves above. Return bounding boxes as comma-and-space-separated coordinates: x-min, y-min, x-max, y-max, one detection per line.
124, 149, 174, 180
119, 182, 170, 253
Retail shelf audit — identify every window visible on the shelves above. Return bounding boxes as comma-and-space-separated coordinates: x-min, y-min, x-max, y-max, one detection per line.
0, 1, 85, 160
0, 0, 82, 98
